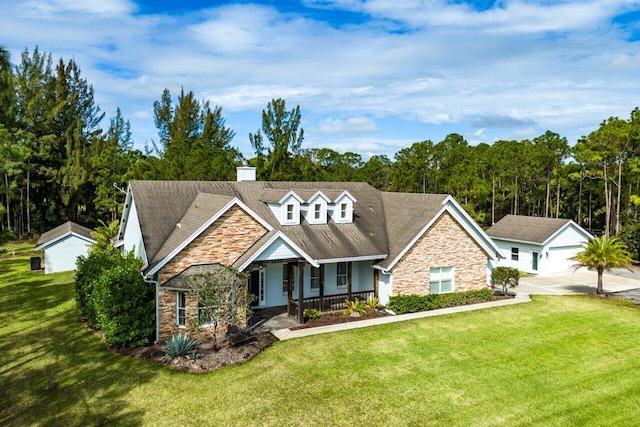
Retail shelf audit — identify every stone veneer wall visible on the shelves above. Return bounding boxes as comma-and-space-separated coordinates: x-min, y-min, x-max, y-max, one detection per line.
157, 205, 267, 340
392, 211, 487, 296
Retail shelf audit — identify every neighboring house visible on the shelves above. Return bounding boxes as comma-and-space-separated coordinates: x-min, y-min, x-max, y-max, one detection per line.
486, 215, 593, 275
118, 167, 501, 341
35, 221, 96, 274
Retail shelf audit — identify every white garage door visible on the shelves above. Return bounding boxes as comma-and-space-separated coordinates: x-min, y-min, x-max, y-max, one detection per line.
546, 246, 581, 274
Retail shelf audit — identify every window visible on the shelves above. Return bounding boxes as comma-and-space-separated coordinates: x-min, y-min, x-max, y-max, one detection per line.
198, 300, 214, 327
311, 266, 320, 290
314, 203, 322, 220
337, 262, 348, 287
429, 266, 453, 294
282, 264, 297, 295
176, 291, 186, 326
511, 247, 519, 261
340, 202, 348, 219
286, 204, 294, 221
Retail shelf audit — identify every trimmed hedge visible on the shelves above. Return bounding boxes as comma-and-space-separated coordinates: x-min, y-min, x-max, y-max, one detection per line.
75, 249, 155, 348
387, 288, 494, 315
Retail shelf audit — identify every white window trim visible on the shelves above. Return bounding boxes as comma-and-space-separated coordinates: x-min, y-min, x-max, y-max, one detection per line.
336, 262, 348, 288
511, 247, 519, 261
176, 291, 186, 328
310, 266, 320, 293
308, 202, 327, 224
429, 266, 454, 294
281, 200, 300, 225
333, 199, 353, 224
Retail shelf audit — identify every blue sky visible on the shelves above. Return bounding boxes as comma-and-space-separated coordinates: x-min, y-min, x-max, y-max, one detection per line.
2, 0, 640, 159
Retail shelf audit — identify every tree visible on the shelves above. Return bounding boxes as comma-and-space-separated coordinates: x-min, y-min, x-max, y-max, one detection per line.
490, 267, 520, 295
152, 88, 239, 180
570, 235, 633, 294
186, 267, 252, 351
250, 98, 304, 180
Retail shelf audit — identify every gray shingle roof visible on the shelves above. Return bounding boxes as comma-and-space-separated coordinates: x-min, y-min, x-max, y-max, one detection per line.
161, 263, 224, 290
128, 180, 468, 273
486, 215, 573, 245
35, 221, 95, 249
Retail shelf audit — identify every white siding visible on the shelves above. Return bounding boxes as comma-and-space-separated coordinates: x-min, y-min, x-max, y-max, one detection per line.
378, 272, 392, 306
255, 238, 299, 261
44, 235, 93, 274
122, 198, 146, 264
493, 240, 543, 275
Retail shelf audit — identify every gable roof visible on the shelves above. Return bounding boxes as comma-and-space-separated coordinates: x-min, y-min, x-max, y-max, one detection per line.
486, 215, 590, 246
35, 221, 96, 250
127, 180, 497, 275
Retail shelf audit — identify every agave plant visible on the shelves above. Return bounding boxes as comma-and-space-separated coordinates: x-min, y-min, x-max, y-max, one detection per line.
343, 298, 366, 317
364, 296, 382, 311
162, 333, 199, 359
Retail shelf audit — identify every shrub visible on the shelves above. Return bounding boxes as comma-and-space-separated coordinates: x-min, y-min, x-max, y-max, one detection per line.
303, 308, 321, 319
491, 267, 520, 295
162, 333, 199, 359
343, 298, 366, 316
387, 289, 494, 315
364, 296, 382, 311
75, 249, 120, 327
87, 251, 155, 348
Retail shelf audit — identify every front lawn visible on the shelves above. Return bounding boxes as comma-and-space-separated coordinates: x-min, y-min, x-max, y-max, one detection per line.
2, 240, 640, 426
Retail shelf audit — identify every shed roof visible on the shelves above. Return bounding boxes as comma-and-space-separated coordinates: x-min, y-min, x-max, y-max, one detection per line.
35, 221, 96, 249
486, 215, 575, 245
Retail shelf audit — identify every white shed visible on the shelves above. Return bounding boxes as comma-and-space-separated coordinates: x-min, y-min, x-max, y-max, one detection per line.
486, 215, 593, 275
35, 222, 96, 274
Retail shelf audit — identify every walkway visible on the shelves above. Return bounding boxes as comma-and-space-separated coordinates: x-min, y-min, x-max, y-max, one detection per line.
272, 293, 531, 340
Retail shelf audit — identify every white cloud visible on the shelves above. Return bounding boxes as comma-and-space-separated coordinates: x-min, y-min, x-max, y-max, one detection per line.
1, 0, 639, 155
316, 117, 379, 134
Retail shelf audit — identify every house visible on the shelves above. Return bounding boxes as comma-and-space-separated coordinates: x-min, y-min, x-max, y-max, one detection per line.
486, 215, 593, 275
118, 167, 501, 341
35, 221, 96, 274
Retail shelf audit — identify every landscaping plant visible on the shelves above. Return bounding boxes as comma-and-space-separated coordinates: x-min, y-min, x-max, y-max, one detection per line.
491, 266, 520, 295
303, 308, 321, 320
364, 296, 382, 311
162, 333, 199, 359
343, 298, 366, 317
186, 267, 253, 351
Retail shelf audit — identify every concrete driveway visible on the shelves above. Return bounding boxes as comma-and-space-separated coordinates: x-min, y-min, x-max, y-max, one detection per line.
517, 267, 640, 295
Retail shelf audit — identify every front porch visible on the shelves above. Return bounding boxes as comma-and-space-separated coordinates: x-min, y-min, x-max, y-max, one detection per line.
287, 290, 375, 319
248, 258, 380, 324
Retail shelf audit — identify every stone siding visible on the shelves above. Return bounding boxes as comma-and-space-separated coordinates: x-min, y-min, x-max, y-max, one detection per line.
392, 211, 487, 296
157, 205, 267, 340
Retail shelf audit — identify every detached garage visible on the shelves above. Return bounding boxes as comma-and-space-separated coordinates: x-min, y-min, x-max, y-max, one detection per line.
486, 215, 593, 275
35, 221, 96, 274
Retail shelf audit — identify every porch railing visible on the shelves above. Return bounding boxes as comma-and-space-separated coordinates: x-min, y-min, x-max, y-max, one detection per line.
288, 290, 375, 318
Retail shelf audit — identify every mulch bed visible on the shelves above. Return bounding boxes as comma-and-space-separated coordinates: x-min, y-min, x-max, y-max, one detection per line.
115, 332, 279, 374
291, 309, 390, 329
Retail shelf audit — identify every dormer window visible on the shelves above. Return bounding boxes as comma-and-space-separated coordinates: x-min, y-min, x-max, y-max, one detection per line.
333, 191, 356, 224
278, 191, 302, 225
306, 191, 329, 225
340, 203, 348, 219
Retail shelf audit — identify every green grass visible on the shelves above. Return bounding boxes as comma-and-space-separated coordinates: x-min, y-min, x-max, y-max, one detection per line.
2, 240, 640, 426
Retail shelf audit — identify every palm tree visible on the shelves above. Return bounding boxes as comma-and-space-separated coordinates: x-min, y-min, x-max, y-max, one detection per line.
571, 235, 633, 294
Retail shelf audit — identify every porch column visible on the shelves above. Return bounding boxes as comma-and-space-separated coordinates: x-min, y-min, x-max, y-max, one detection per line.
287, 263, 293, 316
373, 268, 379, 298
319, 264, 325, 311
347, 261, 352, 300
298, 260, 305, 324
